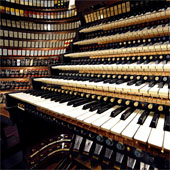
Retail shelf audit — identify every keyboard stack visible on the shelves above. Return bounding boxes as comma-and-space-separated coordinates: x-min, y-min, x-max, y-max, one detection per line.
6, 0, 170, 169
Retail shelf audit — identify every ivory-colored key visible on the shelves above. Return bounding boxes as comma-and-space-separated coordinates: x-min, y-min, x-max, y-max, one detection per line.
101, 108, 123, 131
77, 110, 97, 121
84, 109, 111, 124
121, 110, 144, 139
111, 109, 138, 135
63, 102, 94, 118
148, 114, 165, 148
92, 106, 120, 127
140, 83, 152, 96
92, 110, 112, 127
164, 61, 170, 71
134, 112, 154, 143
163, 131, 170, 151
148, 84, 160, 97
159, 84, 169, 99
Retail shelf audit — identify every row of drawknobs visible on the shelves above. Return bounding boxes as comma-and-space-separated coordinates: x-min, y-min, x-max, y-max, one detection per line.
2, 0, 69, 8
0, 58, 59, 67
0, 80, 31, 90
0, 39, 72, 48
1, 19, 81, 31
0, 30, 76, 40
1, 69, 49, 78
1, 6, 77, 19
0, 48, 66, 56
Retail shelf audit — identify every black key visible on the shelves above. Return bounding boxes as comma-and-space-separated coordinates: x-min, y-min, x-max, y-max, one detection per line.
127, 80, 136, 86
155, 60, 160, 64
73, 99, 89, 107
59, 96, 76, 103
97, 104, 114, 114
109, 79, 118, 84
116, 79, 127, 85
67, 98, 84, 106
110, 106, 125, 117
104, 79, 112, 83
40, 93, 51, 98
150, 112, 160, 128
158, 82, 164, 88
164, 115, 170, 131
90, 103, 102, 111
149, 81, 156, 87
137, 60, 145, 64
54, 95, 67, 102
83, 101, 99, 110
137, 110, 149, 125
135, 80, 144, 86
51, 94, 63, 101
94, 78, 104, 82
121, 108, 135, 120
44, 94, 56, 99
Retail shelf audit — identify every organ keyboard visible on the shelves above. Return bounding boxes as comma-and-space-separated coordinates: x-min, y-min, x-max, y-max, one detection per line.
5, 0, 170, 169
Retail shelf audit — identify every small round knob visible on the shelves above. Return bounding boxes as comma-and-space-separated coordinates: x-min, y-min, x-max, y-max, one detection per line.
116, 142, 125, 150
105, 138, 113, 146
148, 104, 153, 109
134, 149, 144, 158
158, 105, 163, 111
96, 135, 104, 142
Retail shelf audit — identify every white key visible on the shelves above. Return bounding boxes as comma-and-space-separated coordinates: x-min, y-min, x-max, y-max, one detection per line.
156, 61, 165, 71
122, 81, 136, 94
158, 84, 169, 99
84, 109, 111, 124
148, 83, 160, 97
115, 82, 129, 93
67, 108, 90, 118
101, 107, 129, 131
92, 106, 120, 127
77, 110, 97, 121
163, 131, 170, 151
36, 101, 61, 108
49, 104, 68, 115
111, 109, 138, 135
164, 61, 170, 71
128, 62, 138, 71
9, 93, 42, 104
148, 61, 157, 71
63, 102, 94, 117
134, 112, 154, 143
148, 114, 165, 148
129, 83, 147, 95
121, 110, 144, 138
140, 83, 151, 96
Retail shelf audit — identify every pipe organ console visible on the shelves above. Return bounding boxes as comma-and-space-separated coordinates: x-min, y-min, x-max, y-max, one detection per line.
5, 0, 170, 169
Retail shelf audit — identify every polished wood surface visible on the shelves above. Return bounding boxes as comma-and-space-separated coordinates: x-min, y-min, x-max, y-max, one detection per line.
0, 104, 10, 118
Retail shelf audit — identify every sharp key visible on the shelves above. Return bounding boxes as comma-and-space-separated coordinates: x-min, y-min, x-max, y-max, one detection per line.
137, 110, 149, 125
150, 112, 160, 128
164, 114, 170, 131
121, 107, 135, 120
148, 114, 165, 148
